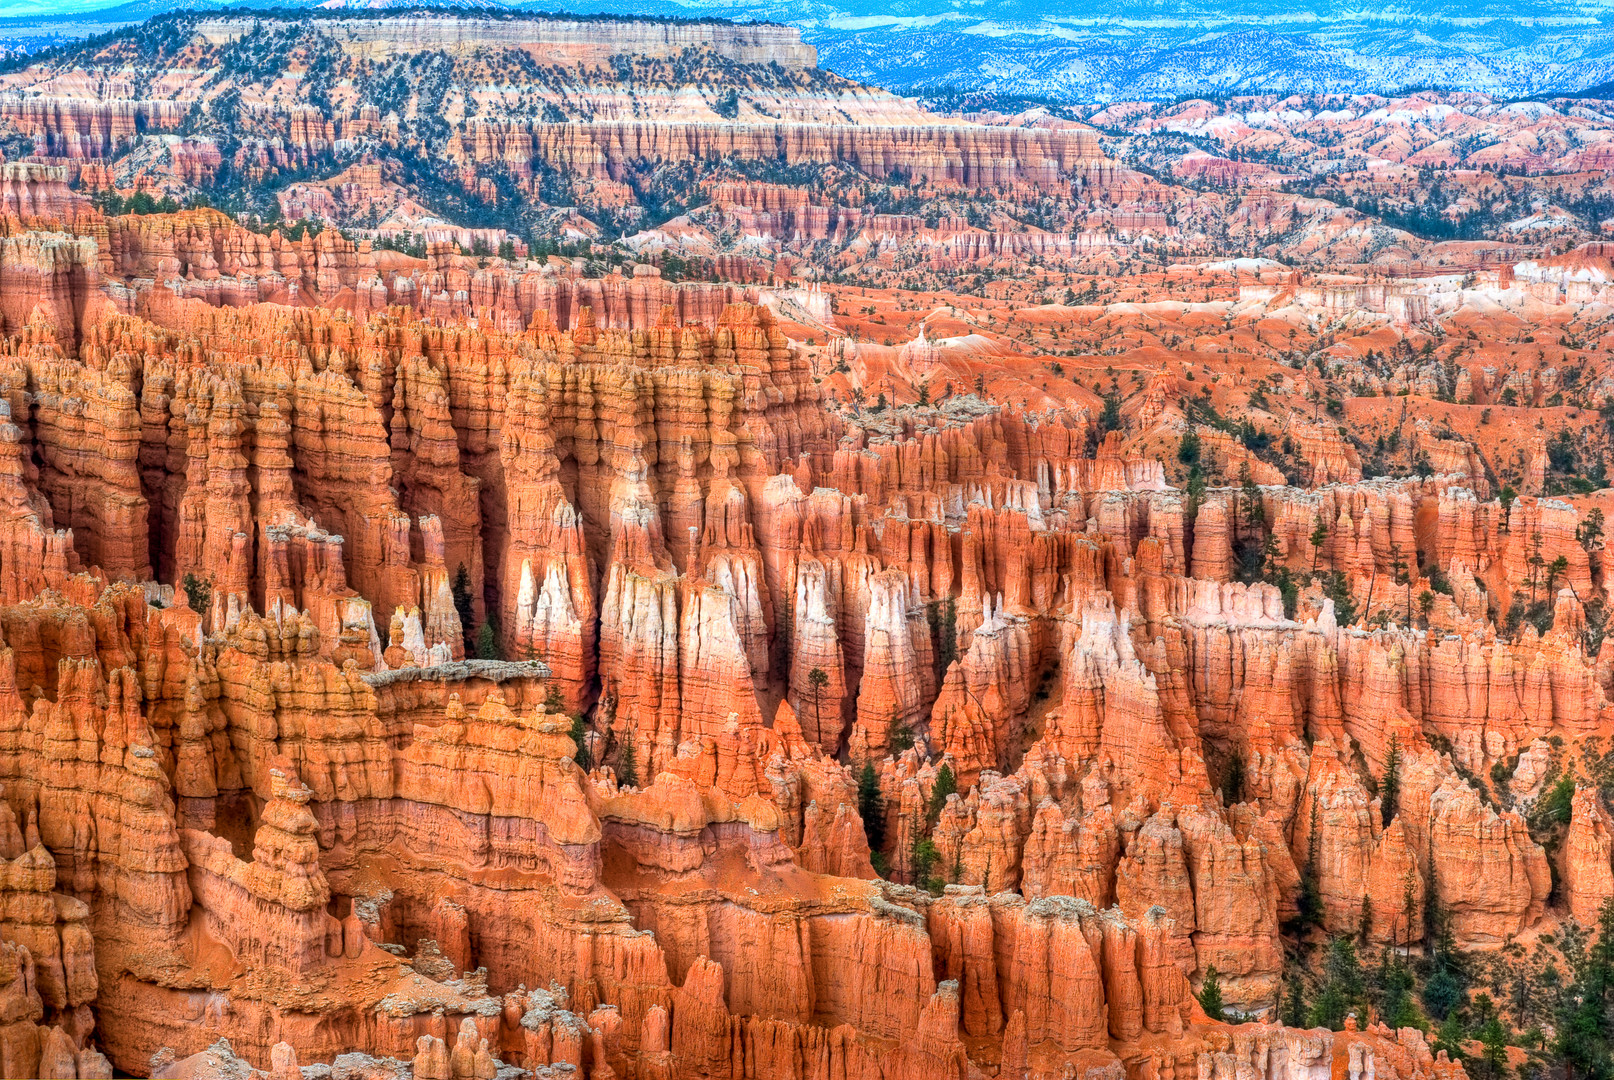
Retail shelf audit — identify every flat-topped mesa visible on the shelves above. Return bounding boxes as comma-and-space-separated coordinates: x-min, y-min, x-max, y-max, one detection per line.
0, 17, 1115, 207
193, 14, 820, 67
502, 121, 1106, 192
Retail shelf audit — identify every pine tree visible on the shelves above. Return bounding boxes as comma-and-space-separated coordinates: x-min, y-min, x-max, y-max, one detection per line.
807, 667, 829, 737
451, 563, 476, 653
1240, 461, 1265, 528
1371, 947, 1419, 1030
569, 713, 593, 772
1186, 464, 1207, 504
1358, 895, 1374, 945
1390, 543, 1411, 619
1400, 865, 1419, 955
1434, 1012, 1468, 1062
858, 763, 884, 853
1421, 900, 1467, 1021
1281, 972, 1308, 1029
1178, 429, 1201, 466
1295, 794, 1325, 929
1222, 751, 1245, 805
1099, 392, 1122, 434
1381, 734, 1402, 827
475, 623, 498, 660
1477, 1013, 1508, 1080
1528, 534, 1545, 603
1310, 514, 1329, 574
1197, 965, 1224, 1020
1309, 937, 1364, 1030
617, 739, 638, 789
1555, 897, 1614, 1079
928, 763, 958, 825
938, 598, 957, 670
911, 836, 940, 892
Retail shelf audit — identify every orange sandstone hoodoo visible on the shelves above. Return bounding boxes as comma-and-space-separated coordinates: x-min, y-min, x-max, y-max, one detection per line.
0, 18, 1609, 1080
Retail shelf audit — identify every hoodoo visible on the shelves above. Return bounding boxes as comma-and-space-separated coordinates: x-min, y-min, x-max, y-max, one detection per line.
0, 6, 1605, 1080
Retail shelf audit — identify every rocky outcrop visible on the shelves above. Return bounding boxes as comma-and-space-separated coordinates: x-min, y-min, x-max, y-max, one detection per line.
0, 34, 1602, 1080
1564, 785, 1614, 928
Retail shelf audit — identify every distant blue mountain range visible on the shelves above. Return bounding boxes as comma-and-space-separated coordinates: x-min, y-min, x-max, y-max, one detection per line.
4, 0, 1614, 100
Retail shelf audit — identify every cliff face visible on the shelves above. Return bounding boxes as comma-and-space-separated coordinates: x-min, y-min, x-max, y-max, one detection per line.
192, 15, 821, 67
0, 12, 1606, 1079
0, 220, 1594, 1077
0, 7, 1120, 251
471, 120, 1105, 192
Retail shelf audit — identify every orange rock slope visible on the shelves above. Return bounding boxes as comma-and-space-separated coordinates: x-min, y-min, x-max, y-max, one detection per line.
0, 118, 1607, 1080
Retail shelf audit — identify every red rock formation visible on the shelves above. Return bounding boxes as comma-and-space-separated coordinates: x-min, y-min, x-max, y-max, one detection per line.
0, 44, 1607, 1080
850, 569, 935, 760
1564, 785, 1614, 928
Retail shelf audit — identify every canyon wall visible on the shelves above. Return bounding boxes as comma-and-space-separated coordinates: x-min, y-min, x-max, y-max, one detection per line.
0, 225, 1588, 1078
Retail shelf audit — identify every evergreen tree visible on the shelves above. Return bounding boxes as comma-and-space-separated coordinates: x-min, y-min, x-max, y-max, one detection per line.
1381, 734, 1402, 827
858, 763, 884, 853
1555, 897, 1614, 1080
1310, 980, 1351, 1032
1178, 428, 1202, 466
1295, 794, 1325, 929
569, 713, 593, 772
929, 763, 958, 825
1240, 461, 1265, 528
1308, 937, 1364, 1031
1434, 1012, 1469, 1062
1423, 966, 1465, 1023
451, 563, 476, 653
911, 836, 940, 892
182, 572, 212, 619
1310, 514, 1329, 574
930, 598, 958, 673
1399, 866, 1420, 955
1230, 462, 1245, 536
1281, 972, 1308, 1029
617, 739, 638, 789
1099, 392, 1123, 434
1580, 507, 1607, 559
1222, 751, 1245, 805
1358, 895, 1374, 945
1197, 965, 1225, 1019
1367, 947, 1420, 1031
1326, 935, 1364, 995
1327, 570, 1359, 626
1422, 899, 1468, 1021
1391, 543, 1412, 619
807, 667, 830, 736
1476, 1012, 1509, 1080
1185, 464, 1207, 504
475, 622, 499, 660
